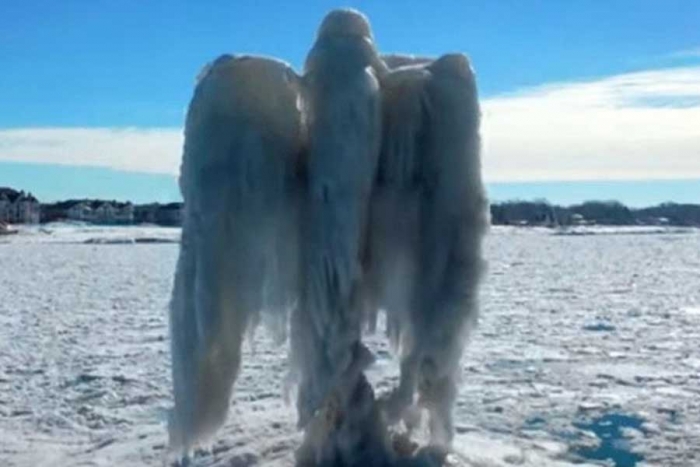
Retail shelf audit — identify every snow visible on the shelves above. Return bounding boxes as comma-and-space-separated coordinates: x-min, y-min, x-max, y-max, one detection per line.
2, 223, 181, 245
551, 225, 694, 236
1, 225, 699, 466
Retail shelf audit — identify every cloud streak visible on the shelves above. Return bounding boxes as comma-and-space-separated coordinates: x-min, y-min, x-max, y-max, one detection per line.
0, 127, 183, 174
1, 65, 699, 182
481, 65, 700, 182
668, 47, 700, 59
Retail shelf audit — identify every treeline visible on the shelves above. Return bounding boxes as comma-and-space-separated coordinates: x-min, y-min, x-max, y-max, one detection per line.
490, 200, 700, 227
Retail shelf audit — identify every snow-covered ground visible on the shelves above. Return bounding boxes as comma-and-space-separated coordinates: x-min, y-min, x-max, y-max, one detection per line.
1, 225, 698, 466
2, 223, 181, 245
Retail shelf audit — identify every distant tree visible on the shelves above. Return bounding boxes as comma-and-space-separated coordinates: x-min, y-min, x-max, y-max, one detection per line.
489, 200, 699, 227
489, 200, 557, 225
569, 200, 635, 225
635, 203, 700, 226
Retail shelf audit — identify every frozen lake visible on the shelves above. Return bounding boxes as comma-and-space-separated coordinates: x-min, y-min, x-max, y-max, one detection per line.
1, 225, 699, 466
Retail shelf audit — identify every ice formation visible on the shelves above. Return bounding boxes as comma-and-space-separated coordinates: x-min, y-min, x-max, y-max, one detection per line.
168, 8, 487, 466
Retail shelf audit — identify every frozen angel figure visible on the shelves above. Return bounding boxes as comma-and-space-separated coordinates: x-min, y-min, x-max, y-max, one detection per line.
167, 8, 487, 467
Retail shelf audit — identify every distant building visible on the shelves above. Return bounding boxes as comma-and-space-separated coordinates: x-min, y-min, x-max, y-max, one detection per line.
91, 201, 134, 224
66, 201, 92, 222
134, 203, 159, 224
10, 193, 184, 226
41, 200, 134, 224
133, 202, 184, 226
155, 203, 183, 226
571, 213, 591, 226
0, 187, 40, 224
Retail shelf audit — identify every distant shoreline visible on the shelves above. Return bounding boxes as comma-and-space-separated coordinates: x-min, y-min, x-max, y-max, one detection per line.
3, 184, 700, 227
38, 199, 700, 228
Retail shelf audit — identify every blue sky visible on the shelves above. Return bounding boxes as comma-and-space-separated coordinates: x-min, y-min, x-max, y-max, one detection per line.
1, 1, 699, 205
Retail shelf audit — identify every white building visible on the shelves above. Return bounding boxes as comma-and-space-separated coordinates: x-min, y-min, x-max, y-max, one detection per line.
0, 188, 40, 224
66, 201, 93, 222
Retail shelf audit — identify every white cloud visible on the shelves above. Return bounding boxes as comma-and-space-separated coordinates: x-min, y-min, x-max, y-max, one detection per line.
668, 47, 700, 59
481, 66, 700, 182
1, 65, 700, 183
0, 127, 183, 174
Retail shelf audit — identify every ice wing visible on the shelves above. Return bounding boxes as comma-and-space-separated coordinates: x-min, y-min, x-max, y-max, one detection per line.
366, 63, 431, 351
414, 55, 488, 445
169, 55, 304, 455
368, 54, 488, 445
